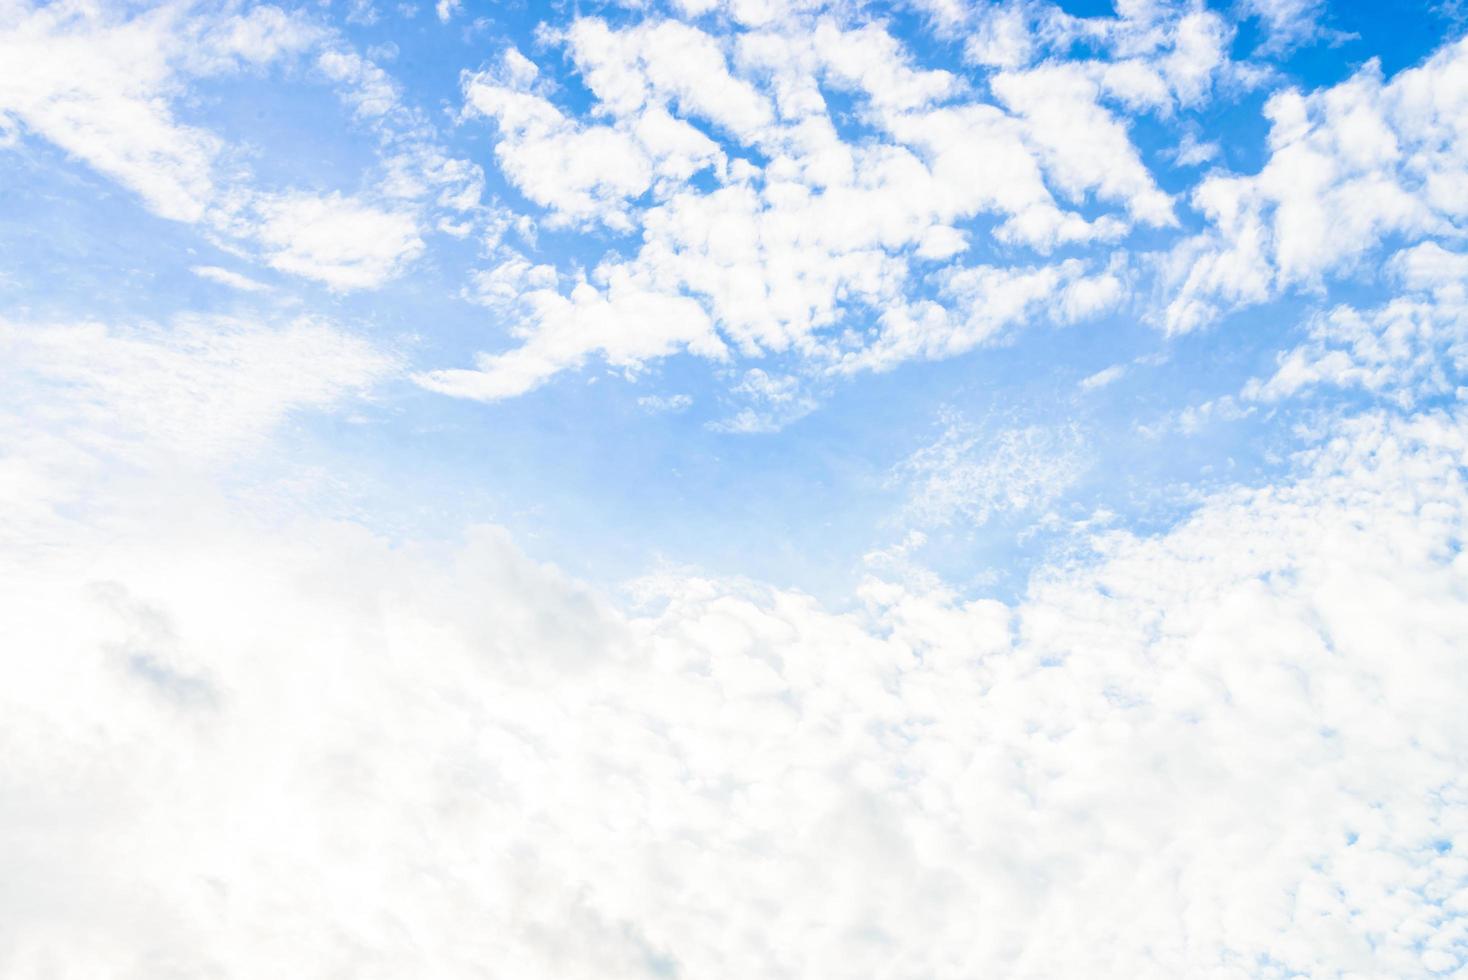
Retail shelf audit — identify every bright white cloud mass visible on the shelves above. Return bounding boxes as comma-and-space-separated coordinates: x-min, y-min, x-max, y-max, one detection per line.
2, 0, 1468, 977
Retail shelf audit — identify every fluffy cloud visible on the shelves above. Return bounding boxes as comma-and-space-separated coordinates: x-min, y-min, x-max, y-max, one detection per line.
251, 192, 425, 291
0, 1, 477, 291
1242, 0, 1334, 54
1246, 242, 1468, 405
989, 64, 1175, 226
436, 8, 1174, 399
1165, 37, 1468, 332
462, 51, 663, 230
4, 346, 1468, 975
0, 1, 225, 222
915, 0, 1237, 106
895, 417, 1087, 528
413, 264, 727, 400
191, 265, 271, 292
706, 367, 818, 433
316, 45, 401, 119
837, 257, 1125, 372
7, 5, 1468, 977
0, 313, 397, 466
563, 17, 775, 143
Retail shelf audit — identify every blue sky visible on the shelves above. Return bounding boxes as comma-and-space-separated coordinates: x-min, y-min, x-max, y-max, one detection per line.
4, 0, 1457, 599
3, 0, 1468, 975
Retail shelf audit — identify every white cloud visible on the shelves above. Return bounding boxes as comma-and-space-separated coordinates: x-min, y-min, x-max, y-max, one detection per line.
435, 11, 1172, 399
895, 416, 1087, 527
414, 265, 727, 400
1170, 130, 1219, 167
316, 46, 400, 119
915, 0, 1238, 109
1174, 393, 1252, 434
634, 174, 913, 353
461, 43, 746, 229
637, 392, 693, 412
464, 253, 559, 309
1242, 0, 1334, 54
252, 192, 425, 291
1080, 363, 1126, 390
794, 19, 959, 114
877, 101, 1130, 251
462, 52, 663, 230
191, 265, 271, 292
838, 258, 1125, 373
5, 385, 1468, 975
0, 2, 223, 222
707, 367, 818, 432
0, 2, 471, 291
9, 5, 1468, 975
989, 64, 1175, 227
1165, 37, 1468, 332
563, 18, 775, 143
0, 2, 330, 225
188, 4, 323, 72
1245, 243, 1468, 406
0, 313, 397, 466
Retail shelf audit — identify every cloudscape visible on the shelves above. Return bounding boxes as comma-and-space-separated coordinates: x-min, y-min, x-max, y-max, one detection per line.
3, 0, 1468, 975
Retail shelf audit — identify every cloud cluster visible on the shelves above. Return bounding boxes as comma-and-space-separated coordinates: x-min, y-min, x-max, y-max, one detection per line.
251, 192, 425, 291
437, 1, 1201, 398
895, 417, 1087, 528
1246, 242, 1468, 405
1165, 37, 1468, 331
4, 320, 1467, 975
5, 6, 1468, 976
411, 4, 1468, 414
0, 0, 481, 290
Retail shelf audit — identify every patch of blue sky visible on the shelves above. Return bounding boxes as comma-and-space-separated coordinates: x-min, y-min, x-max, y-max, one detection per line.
0, 142, 216, 321
182, 76, 383, 192
264, 288, 1303, 606
269, 300, 1401, 608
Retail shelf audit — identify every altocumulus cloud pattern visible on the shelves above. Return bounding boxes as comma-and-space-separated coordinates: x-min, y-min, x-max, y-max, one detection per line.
3, 0, 1468, 975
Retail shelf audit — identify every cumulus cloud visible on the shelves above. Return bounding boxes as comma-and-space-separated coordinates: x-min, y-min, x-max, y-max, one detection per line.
707, 367, 818, 432
191, 265, 271, 292
1245, 242, 1468, 405
462, 50, 663, 230
1164, 38, 1468, 332
8, 5, 1468, 977
989, 64, 1175, 226
430, 8, 1174, 399
0, 1, 478, 291
837, 258, 1125, 373
0, 1, 225, 222
1169, 130, 1220, 167
251, 192, 425, 291
1080, 363, 1127, 390
0, 313, 398, 466
1242, 0, 1338, 54
316, 45, 401, 119
637, 392, 693, 412
5, 353, 1468, 975
895, 416, 1087, 528
915, 0, 1239, 106
413, 264, 727, 400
